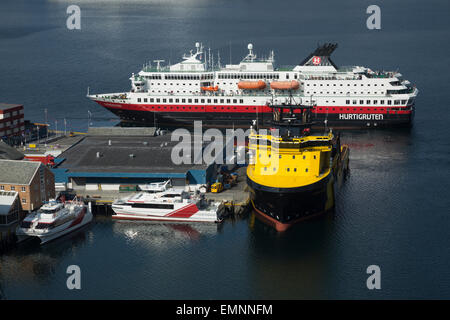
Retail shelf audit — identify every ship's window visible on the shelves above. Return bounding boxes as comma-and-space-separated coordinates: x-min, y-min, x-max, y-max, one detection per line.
156, 98, 160, 102
264, 167, 267, 171
214, 99, 218, 103
182, 99, 186, 103
195, 99, 198, 103
287, 168, 290, 172
240, 99, 244, 103
279, 155, 282, 159
373, 100, 377, 104
144, 98, 148, 102
207, 99, 211, 103
273, 167, 276, 171
233, 99, 237, 103
227, 99, 231, 103
163, 99, 167, 103
293, 168, 297, 172
150, 98, 154, 102
220, 99, 224, 103
394, 100, 400, 105
292, 155, 295, 159
360, 100, 364, 104
201, 99, 205, 103
313, 155, 316, 159
380, 100, 384, 104
387, 100, 392, 105
303, 155, 306, 159
401, 100, 407, 104
137, 98, 141, 102
305, 168, 308, 172
188, 99, 192, 103
353, 100, 357, 104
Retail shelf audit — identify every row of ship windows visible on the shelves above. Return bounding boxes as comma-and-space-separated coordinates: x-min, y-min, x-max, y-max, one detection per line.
305, 91, 384, 95
306, 83, 384, 87
218, 73, 286, 80
345, 99, 407, 105
317, 107, 404, 112
163, 74, 214, 80
138, 97, 245, 104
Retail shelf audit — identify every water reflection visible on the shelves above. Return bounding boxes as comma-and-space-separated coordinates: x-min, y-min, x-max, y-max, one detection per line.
247, 211, 336, 299
112, 221, 220, 250
0, 224, 91, 290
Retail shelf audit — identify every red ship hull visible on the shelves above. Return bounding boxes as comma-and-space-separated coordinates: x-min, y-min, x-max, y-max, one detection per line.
94, 99, 414, 128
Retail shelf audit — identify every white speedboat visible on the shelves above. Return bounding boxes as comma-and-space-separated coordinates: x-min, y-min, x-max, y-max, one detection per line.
112, 181, 225, 223
16, 198, 93, 244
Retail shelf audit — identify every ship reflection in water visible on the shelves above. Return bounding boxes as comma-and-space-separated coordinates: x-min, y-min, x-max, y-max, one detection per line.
112, 221, 221, 250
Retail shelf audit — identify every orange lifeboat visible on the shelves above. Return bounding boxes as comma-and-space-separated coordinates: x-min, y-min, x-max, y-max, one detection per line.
270, 80, 300, 90
201, 86, 219, 91
237, 80, 266, 90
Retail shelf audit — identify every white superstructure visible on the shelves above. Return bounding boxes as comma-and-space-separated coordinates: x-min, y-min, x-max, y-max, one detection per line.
88, 42, 418, 128
16, 198, 92, 244
111, 181, 224, 223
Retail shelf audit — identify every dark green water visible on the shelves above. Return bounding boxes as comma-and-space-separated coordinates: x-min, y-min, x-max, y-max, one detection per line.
1, 0, 450, 299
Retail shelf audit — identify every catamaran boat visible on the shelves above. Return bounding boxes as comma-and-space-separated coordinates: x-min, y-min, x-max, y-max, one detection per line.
112, 181, 225, 223
16, 198, 93, 244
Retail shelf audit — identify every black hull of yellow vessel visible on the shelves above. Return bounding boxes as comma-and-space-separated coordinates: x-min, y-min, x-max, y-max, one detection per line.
247, 175, 334, 232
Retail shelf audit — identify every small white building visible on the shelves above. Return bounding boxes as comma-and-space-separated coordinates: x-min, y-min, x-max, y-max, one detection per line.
0, 190, 21, 226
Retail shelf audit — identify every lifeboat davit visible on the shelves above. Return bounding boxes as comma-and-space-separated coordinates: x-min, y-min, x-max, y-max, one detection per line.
201, 86, 219, 91
270, 80, 300, 90
238, 80, 266, 90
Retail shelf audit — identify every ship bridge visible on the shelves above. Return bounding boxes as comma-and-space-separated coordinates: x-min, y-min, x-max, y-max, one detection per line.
169, 42, 206, 72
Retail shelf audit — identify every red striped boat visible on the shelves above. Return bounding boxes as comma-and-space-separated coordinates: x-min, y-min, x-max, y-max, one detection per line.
111, 181, 225, 223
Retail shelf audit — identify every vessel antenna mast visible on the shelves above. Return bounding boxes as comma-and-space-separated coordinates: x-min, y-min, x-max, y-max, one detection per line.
153, 60, 165, 71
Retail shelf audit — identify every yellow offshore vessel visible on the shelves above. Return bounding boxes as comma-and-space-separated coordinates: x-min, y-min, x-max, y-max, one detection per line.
247, 101, 349, 231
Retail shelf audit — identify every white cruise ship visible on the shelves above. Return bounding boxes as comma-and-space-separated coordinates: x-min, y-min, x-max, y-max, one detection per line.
88, 42, 418, 128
